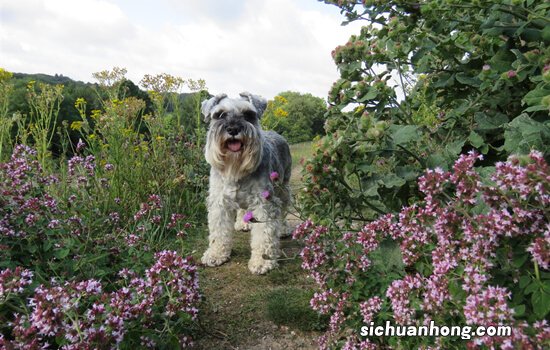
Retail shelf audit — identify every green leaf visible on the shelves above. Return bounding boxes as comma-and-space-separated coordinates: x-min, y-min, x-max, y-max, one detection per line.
456, 72, 481, 87
525, 282, 539, 295
363, 182, 380, 197
395, 166, 419, 181
504, 114, 550, 155
512, 253, 529, 268
55, 248, 70, 259
43, 240, 53, 252
426, 153, 448, 170
468, 131, 485, 148
524, 105, 549, 113
519, 275, 531, 289
446, 139, 465, 156
514, 304, 526, 317
475, 112, 508, 131
532, 288, 550, 319
358, 88, 378, 102
390, 125, 420, 146
381, 174, 406, 188
522, 87, 550, 107
432, 73, 455, 88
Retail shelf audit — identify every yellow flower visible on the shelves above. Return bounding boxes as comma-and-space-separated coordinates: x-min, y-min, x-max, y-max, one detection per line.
91, 110, 102, 120
70, 121, 83, 131
274, 107, 288, 118
0, 68, 13, 82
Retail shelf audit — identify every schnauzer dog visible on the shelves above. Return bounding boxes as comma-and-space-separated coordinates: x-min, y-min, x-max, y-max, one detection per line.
200, 92, 292, 274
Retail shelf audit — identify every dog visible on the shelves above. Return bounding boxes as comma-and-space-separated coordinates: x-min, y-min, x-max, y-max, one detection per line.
200, 92, 292, 274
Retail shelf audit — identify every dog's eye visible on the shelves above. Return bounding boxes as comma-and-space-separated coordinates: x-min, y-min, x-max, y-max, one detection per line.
213, 111, 227, 120
242, 110, 256, 122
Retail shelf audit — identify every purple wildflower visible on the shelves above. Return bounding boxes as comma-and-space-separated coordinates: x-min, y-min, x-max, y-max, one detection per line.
243, 211, 254, 223
269, 171, 279, 181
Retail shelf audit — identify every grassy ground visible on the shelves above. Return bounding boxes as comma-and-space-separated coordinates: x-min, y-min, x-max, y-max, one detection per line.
288, 141, 313, 191
191, 141, 321, 350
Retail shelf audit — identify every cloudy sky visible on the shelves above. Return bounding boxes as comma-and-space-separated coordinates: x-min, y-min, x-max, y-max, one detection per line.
0, 0, 363, 100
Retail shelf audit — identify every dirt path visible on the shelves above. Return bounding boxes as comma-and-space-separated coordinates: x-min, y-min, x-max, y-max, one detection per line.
192, 233, 319, 349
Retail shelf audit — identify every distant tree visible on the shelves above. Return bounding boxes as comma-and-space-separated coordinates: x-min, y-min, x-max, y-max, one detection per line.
261, 91, 327, 144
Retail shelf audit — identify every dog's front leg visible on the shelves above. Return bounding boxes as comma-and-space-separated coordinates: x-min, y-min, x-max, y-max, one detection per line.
248, 205, 281, 274
202, 197, 236, 267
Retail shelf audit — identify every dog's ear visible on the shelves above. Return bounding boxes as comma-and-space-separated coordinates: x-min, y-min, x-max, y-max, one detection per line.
239, 92, 267, 118
201, 93, 228, 122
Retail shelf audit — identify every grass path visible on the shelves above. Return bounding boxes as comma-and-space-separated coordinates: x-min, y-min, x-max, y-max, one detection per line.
191, 142, 320, 349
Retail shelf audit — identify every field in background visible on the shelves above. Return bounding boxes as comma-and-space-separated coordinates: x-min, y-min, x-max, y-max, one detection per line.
288, 140, 313, 191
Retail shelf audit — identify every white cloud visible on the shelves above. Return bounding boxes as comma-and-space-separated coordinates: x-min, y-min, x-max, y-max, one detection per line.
0, 0, 362, 99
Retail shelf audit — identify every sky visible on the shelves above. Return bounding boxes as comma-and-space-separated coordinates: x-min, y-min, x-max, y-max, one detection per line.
0, 0, 363, 100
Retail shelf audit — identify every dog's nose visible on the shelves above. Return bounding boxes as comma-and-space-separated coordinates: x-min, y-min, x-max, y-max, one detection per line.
226, 125, 242, 136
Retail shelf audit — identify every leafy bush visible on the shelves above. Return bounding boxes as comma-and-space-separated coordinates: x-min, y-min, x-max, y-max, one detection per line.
0, 251, 199, 349
261, 91, 327, 144
0, 67, 209, 347
0, 145, 202, 348
294, 151, 549, 349
300, 0, 550, 225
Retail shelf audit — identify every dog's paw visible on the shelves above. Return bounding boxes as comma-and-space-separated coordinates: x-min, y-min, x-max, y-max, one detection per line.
201, 249, 230, 267
248, 256, 278, 274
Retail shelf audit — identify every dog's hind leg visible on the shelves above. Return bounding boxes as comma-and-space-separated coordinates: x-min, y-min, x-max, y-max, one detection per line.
276, 182, 293, 238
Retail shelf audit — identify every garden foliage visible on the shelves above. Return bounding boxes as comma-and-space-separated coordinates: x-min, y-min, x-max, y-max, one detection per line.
0, 68, 209, 348
293, 0, 550, 348
300, 0, 550, 225
294, 151, 550, 348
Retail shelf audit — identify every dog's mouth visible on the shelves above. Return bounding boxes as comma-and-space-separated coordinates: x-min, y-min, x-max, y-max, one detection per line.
226, 139, 244, 152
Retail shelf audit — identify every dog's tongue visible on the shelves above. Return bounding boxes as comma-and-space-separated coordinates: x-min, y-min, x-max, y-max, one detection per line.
227, 140, 243, 152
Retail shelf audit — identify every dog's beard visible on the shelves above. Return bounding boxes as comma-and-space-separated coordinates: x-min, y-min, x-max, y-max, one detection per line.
205, 123, 263, 181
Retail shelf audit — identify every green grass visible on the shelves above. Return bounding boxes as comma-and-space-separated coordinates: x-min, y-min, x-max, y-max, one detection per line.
288, 141, 314, 191
289, 141, 314, 167
266, 287, 328, 332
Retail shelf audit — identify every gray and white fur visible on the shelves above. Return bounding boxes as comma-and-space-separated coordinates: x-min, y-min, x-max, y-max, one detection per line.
201, 92, 292, 274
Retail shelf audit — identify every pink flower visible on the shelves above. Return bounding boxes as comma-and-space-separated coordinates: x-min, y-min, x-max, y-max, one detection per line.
507, 70, 517, 78
261, 190, 271, 200
243, 211, 254, 223
269, 171, 279, 181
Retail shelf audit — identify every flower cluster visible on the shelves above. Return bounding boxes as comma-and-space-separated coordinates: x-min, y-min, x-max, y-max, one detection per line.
0, 145, 59, 238
294, 151, 549, 349
1, 144, 202, 347
359, 296, 382, 324
1, 251, 199, 348
0, 267, 33, 301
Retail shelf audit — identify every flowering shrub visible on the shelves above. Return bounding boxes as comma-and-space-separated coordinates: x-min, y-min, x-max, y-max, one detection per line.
300, 0, 550, 225
0, 145, 202, 347
294, 151, 550, 349
0, 251, 199, 348
0, 67, 209, 346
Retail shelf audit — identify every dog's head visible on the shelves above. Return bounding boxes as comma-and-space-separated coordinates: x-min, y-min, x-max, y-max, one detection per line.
202, 92, 267, 180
